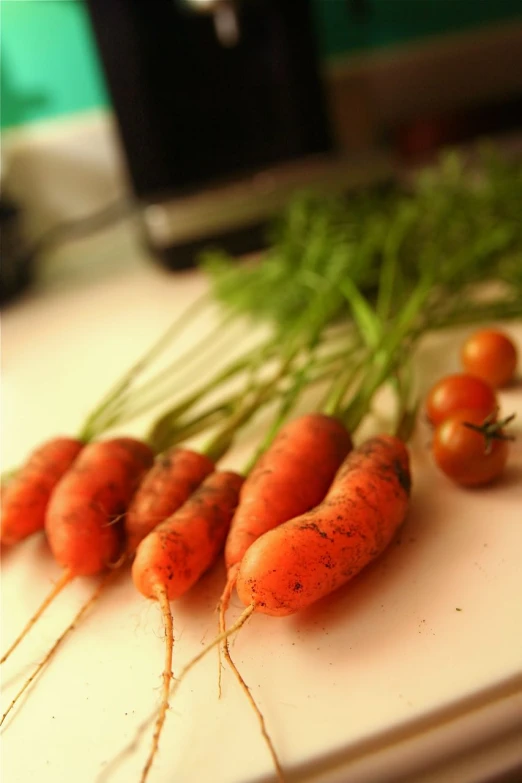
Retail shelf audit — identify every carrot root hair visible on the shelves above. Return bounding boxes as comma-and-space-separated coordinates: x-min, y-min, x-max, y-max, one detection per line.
140, 584, 174, 783
175, 602, 286, 777
172, 603, 255, 702
217, 574, 236, 698
104, 605, 258, 782
0, 569, 73, 665
0, 570, 114, 728
219, 590, 285, 782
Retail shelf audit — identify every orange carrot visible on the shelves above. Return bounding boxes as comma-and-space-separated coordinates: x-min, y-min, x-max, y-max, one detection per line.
222, 413, 353, 602
45, 438, 153, 576
225, 413, 353, 572
236, 435, 411, 616
0, 437, 153, 664
133, 469, 243, 600
131, 469, 244, 783
1, 438, 84, 547
125, 447, 215, 555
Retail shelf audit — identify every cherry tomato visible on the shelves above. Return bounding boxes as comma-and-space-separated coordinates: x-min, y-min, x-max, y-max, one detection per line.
432, 408, 510, 486
461, 329, 518, 388
425, 373, 497, 427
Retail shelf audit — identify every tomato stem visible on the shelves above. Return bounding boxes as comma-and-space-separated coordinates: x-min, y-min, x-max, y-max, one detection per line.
462, 411, 516, 454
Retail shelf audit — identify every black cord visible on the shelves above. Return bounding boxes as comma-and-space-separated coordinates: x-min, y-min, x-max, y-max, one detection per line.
0, 195, 137, 305
24, 196, 136, 260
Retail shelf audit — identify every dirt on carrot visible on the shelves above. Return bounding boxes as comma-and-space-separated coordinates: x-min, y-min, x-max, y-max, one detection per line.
125, 447, 215, 555
236, 435, 411, 616
132, 470, 243, 601
224, 413, 353, 581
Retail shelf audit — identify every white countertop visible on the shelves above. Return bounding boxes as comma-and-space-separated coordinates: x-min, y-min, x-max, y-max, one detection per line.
1, 231, 522, 783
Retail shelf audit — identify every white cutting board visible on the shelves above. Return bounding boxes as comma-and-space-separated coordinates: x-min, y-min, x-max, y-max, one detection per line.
1, 238, 522, 783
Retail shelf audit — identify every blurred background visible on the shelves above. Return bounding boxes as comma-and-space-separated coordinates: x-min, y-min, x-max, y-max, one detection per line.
2, 0, 522, 302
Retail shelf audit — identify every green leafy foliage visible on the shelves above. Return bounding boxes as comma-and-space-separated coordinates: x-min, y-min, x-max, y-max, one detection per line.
203, 149, 522, 340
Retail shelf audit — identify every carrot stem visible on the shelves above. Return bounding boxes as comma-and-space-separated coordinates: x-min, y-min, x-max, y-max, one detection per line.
204, 299, 354, 466
149, 403, 233, 455
151, 337, 352, 456
80, 293, 213, 440
96, 312, 246, 433
0, 569, 73, 665
320, 355, 368, 419
113, 339, 280, 442
340, 276, 432, 432
140, 585, 174, 783
124, 312, 237, 398
201, 353, 296, 463
242, 346, 322, 474
0, 571, 114, 726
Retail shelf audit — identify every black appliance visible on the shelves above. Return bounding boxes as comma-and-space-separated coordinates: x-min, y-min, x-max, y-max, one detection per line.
85, 0, 359, 268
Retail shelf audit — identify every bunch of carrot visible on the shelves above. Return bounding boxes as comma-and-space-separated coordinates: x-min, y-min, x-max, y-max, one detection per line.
1, 281, 415, 783
0, 315, 358, 711
2, 148, 522, 783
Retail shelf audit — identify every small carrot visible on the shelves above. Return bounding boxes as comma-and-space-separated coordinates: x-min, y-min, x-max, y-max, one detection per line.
0, 437, 153, 664
131, 469, 244, 783
125, 447, 215, 554
236, 434, 411, 616
45, 438, 153, 575
1, 438, 84, 547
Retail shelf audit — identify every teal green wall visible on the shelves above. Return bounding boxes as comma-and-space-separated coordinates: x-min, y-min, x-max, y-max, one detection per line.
1, 1, 109, 130
1, 0, 521, 130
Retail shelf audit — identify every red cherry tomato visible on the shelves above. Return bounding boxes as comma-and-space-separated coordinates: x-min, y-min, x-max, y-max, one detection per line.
425, 373, 497, 427
432, 408, 510, 486
461, 329, 518, 388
